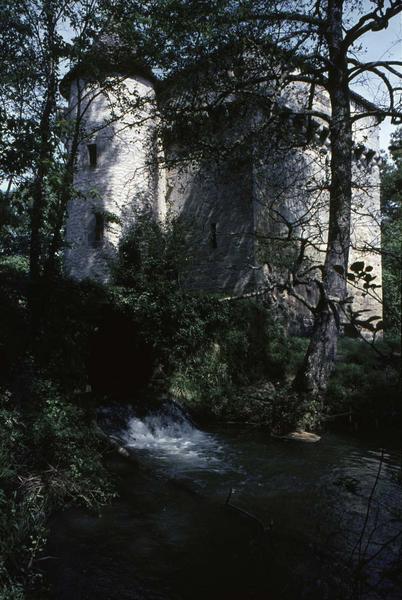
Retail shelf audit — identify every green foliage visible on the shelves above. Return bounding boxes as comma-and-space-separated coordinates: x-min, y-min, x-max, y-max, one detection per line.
326, 338, 401, 424
0, 260, 114, 598
381, 127, 402, 335
382, 222, 401, 332
0, 189, 31, 257
110, 216, 326, 429
113, 287, 291, 412
0, 384, 114, 597
0, 255, 29, 274
113, 210, 188, 291
169, 306, 308, 423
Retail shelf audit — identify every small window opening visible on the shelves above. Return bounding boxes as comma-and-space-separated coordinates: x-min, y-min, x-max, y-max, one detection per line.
87, 143, 97, 167
210, 222, 217, 249
94, 212, 104, 243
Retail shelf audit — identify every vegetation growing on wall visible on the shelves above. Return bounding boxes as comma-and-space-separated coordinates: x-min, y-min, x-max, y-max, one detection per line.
111, 213, 298, 409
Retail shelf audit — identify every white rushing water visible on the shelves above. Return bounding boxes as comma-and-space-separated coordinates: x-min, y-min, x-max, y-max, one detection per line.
117, 402, 227, 473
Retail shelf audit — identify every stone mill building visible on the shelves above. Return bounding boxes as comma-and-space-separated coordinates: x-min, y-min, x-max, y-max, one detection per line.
62, 36, 383, 331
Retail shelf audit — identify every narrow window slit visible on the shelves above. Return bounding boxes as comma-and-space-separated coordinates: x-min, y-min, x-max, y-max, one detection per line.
94, 212, 104, 243
210, 222, 217, 249
87, 143, 97, 167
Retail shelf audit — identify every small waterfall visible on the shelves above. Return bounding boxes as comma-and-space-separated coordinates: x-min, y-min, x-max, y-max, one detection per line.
98, 401, 225, 473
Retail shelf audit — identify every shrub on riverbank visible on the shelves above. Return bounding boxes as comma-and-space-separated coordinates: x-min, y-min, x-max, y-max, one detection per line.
112, 214, 303, 418
0, 259, 115, 598
326, 337, 401, 427
170, 332, 401, 431
0, 384, 114, 598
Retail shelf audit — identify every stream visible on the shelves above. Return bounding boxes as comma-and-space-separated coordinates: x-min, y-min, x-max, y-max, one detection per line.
47, 402, 402, 600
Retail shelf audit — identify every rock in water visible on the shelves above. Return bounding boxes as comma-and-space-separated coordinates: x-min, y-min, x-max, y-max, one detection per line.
273, 430, 321, 443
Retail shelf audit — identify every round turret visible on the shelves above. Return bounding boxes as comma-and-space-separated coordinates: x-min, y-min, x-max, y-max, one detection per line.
63, 35, 165, 282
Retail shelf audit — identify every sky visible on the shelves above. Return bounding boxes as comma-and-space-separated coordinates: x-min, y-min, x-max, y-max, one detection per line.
352, 2, 402, 151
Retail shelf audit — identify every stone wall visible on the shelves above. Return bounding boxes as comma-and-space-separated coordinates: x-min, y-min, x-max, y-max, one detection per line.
63, 68, 383, 335
64, 74, 163, 282
250, 103, 383, 334
167, 155, 257, 294
348, 113, 383, 331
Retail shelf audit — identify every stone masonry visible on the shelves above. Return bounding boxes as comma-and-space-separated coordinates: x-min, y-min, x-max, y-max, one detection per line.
62, 44, 383, 333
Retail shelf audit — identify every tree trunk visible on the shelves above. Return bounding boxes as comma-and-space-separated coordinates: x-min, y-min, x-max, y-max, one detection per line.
295, 0, 352, 398
29, 88, 55, 281
44, 131, 79, 280
29, 3, 57, 282
28, 2, 58, 342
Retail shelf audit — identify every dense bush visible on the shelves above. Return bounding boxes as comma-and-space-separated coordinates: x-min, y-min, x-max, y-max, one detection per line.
0, 384, 114, 598
0, 259, 114, 598
167, 300, 296, 414
327, 337, 401, 426
109, 214, 304, 417
113, 210, 188, 292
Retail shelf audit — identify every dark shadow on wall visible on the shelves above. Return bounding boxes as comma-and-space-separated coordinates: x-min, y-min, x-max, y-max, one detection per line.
168, 155, 258, 295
